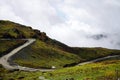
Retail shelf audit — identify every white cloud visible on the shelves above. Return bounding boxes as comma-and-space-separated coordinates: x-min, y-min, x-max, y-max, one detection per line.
105, 0, 120, 7
0, 4, 24, 24
0, 0, 120, 49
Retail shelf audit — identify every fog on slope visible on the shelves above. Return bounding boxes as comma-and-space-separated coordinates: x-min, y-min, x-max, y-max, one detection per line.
0, 0, 120, 49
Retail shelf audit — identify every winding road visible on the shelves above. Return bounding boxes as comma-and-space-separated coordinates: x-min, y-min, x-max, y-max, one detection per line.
77, 55, 120, 66
0, 39, 54, 71
0, 39, 119, 72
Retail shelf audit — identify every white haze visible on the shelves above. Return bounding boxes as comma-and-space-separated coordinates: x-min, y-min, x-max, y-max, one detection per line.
0, 0, 120, 49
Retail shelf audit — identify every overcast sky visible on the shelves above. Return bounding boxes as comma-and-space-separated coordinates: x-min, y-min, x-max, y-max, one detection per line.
0, 0, 120, 49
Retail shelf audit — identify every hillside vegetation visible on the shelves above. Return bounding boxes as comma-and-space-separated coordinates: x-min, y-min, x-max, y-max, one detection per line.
12, 40, 81, 68
0, 40, 26, 57
0, 20, 48, 41
45, 57, 120, 80
73, 47, 120, 61
0, 20, 120, 68
0, 56, 120, 80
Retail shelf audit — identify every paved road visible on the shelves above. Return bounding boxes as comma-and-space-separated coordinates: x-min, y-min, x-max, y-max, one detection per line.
0, 39, 119, 72
0, 39, 54, 71
77, 55, 120, 66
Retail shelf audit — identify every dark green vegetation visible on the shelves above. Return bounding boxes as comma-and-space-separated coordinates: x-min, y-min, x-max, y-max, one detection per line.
0, 20, 120, 68
0, 57, 120, 80
0, 20, 48, 41
12, 40, 81, 68
11, 41, 120, 68
73, 47, 120, 61
0, 40, 26, 57
45, 57, 120, 80
0, 20, 120, 80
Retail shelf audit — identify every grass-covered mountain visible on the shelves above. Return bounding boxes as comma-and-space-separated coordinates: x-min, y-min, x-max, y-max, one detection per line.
0, 20, 49, 40
0, 20, 120, 68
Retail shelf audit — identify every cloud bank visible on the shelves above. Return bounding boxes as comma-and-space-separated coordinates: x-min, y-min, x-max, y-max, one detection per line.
0, 0, 120, 49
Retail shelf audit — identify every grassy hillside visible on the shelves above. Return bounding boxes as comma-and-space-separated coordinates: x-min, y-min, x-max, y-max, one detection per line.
46, 57, 120, 80
0, 20, 120, 68
0, 40, 26, 57
11, 40, 81, 68
72, 47, 120, 61
11, 41, 120, 68
0, 56, 120, 80
0, 20, 48, 41
0, 20, 81, 68
0, 20, 120, 80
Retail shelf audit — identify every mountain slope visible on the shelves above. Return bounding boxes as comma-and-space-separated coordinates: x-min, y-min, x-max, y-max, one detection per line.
0, 20, 120, 68
0, 40, 26, 57
0, 20, 48, 41
0, 20, 82, 68
12, 40, 81, 68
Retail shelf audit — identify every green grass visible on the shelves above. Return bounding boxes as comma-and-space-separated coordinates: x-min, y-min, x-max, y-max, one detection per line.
12, 40, 81, 68
0, 20, 120, 68
11, 40, 120, 68
72, 47, 120, 61
0, 20, 36, 38
0, 57, 120, 80
45, 58, 120, 80
0, 40, 26, 57
0, 20, 120, 80
0, 20, 49, 41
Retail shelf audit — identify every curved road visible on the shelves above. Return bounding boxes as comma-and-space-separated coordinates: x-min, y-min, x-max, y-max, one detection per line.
77, 55, 120, 66
0, 39, 119, 72
0, 39, 54, 72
